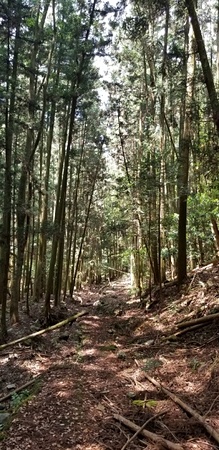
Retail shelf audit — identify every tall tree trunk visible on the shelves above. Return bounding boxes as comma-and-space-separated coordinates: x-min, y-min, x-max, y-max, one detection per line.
44, 0, 98, 320
185, 0, 219, 132
71, 144, 103, 295
177, 20, 195, 285
10, 1, 51, 323
33, 48, 60, 303
0, 6, 21, 340
159, 3, 169, 283
45, 95, 77, 318
63, 125, 86, 299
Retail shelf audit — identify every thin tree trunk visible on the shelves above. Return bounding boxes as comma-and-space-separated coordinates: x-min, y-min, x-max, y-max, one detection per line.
178, 21, 195, 284
10, 1, 51, 323
63, 124, 87, 299
72, 144, 103, 295
45, 0, 98, 320
33, 48, 61, 303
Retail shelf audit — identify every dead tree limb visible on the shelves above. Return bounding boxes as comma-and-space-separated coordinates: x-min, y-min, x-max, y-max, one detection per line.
143, 373, 219, 445
176, 312, 219, 329
0, 376, 41, 403
0, 311, 88, 351
114, 413, 183, 450
162, 323, 206, 341
121, 410, 168, 450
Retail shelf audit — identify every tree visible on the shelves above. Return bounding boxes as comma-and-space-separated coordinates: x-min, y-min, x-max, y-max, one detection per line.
177, 19, 195, 284
0, 0, 23, 339
185, 0, 219, 133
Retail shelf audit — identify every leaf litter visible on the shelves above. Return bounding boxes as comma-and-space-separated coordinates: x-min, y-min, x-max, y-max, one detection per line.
0, 268, 219, 450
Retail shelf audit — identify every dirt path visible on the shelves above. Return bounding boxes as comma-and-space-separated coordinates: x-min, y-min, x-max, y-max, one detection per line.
1, 275, 219, 450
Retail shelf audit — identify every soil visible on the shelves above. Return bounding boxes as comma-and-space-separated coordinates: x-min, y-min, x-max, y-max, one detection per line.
1, 266, 219, 450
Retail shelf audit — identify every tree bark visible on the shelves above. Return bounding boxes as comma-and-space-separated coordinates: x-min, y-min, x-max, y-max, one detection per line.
211, 217, 219, 252
177, 20, 195, 285
0, 5, 21, 339
185, 0, 219, 132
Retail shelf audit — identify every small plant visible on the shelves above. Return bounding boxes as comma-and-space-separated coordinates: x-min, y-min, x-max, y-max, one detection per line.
76, 352, 84, 363
11, 390, 30, 411
132, 399, 157, 408
143, 358, 163, 371
188, 358, 201, 372
0, 431, 6, 440
117, 351, 126, 360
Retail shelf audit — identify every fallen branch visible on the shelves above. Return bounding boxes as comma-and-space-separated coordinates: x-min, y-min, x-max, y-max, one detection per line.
185, 272, 197, 294
143, 372, 219, 445
192, 259, 219, 273
176, 311, 219, 329
114, 413, 183, 450
0, 375, 41, 403
162, 323, 206, 341
0, 311, 88, 351
121, 410, 167, 450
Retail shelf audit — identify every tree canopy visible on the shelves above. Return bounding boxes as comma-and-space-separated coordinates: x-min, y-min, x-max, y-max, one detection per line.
0, 0, 219, 340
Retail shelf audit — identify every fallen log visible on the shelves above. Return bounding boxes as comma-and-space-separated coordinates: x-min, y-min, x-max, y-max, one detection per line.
162, 323, 207, 341
0, 310, 88, 351
192, 259, 219, 273
143, 372, 219, 445
113, 413, 183, 450
176, 311, 219, 329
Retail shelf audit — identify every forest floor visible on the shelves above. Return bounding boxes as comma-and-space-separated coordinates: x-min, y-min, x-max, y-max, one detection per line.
1, 265, 219, 450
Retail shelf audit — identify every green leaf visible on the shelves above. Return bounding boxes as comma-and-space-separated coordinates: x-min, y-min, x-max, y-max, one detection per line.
132, 399, 157, 407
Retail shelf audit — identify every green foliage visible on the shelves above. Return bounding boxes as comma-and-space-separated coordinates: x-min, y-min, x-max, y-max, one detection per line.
132, 398, 157, 408
11, 390, 31, 411
188, 358, 201, 372
143, 358, 163, 371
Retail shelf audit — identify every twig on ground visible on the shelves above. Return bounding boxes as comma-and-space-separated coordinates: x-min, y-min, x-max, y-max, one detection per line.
113, 422, 129, 440
143, 372, 219, 445
157, 420, 180, 443
113, 413, 183, 450
204, 394, 219, 418
103, 395, 120, 414
94, 439, 114, 450
121, 411, 167, 450
185, 273, 197, 294
200, 336, 219, 347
